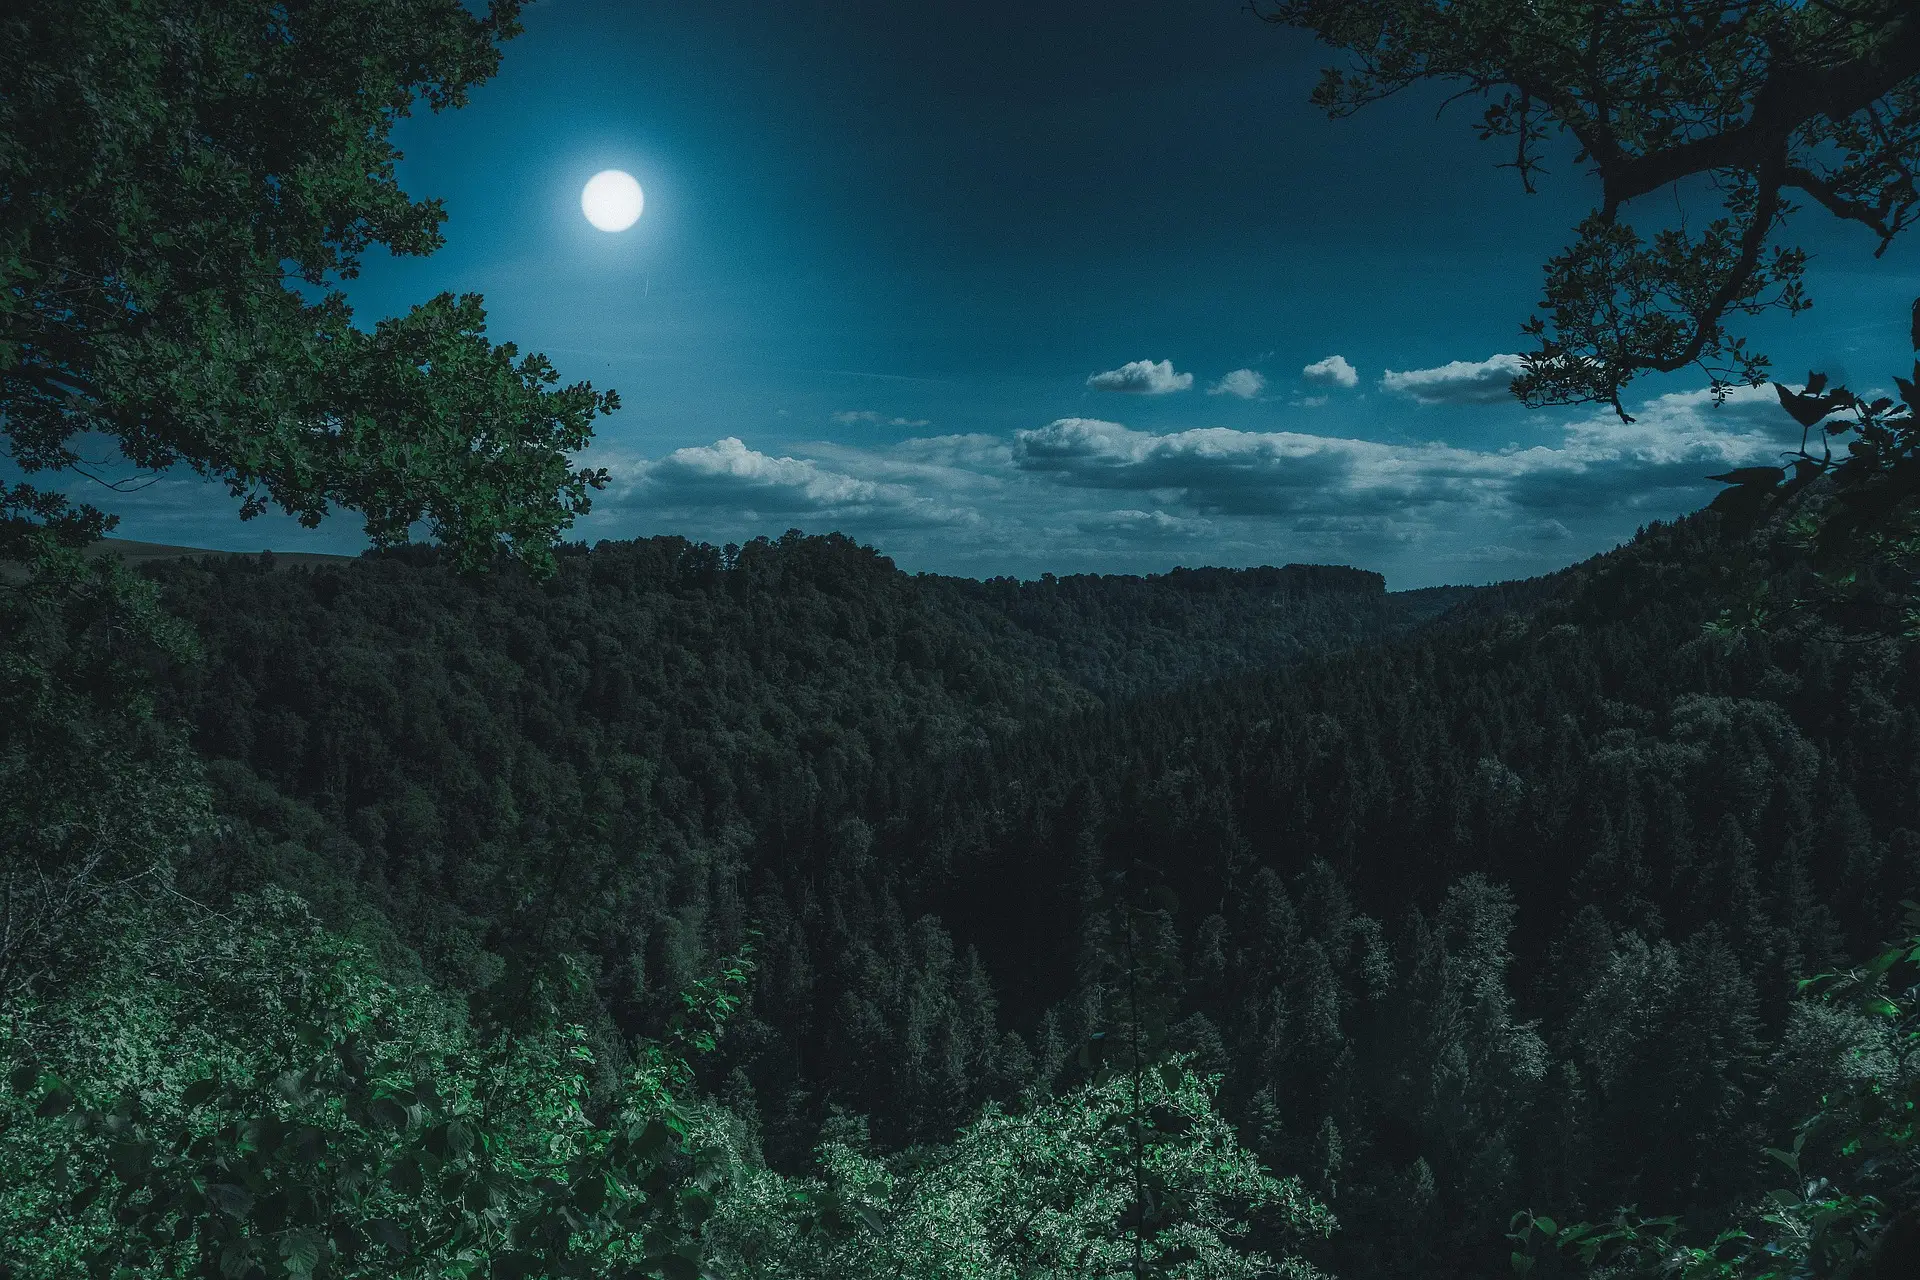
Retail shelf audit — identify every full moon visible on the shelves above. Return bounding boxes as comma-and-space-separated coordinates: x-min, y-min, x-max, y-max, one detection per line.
581, 169, 644, 232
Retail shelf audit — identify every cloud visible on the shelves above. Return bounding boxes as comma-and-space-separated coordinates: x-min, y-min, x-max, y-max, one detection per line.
1302, 355, 1358, 390
614, 437, 973, 528
1075, 509, 1214, 537
1013, 417, 1503, 516
75, 374, 1817, 589
1380, 354, 1527, 404
1207, 368, 1267, 399
1498, 381, 1799, 512
879, 433, 1017, 475
831, 410, 932, 427
1012, 377, 1808, 524
1086, 359, 1193, 394
1525, 518, 1574, 542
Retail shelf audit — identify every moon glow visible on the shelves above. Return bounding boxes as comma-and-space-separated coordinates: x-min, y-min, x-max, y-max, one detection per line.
581, 170, 644, 231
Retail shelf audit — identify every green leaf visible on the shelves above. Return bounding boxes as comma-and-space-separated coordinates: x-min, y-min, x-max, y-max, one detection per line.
1764, 1146, 1800, 1173
180, 1079, 219, 1110
369, 1096, 409, 1130
1534, 1216, 1556, 1237
206, 1183, 254, 1220
573, 1174, 607, 1216
290, 1126, 327, 1163
219, 1237, 258, 1280
386, 1156, 423, 1195
7, 1064, 38, 1095
631, 1119, 672, 1160
489, 1254, 534, 1280
108, 1141, 152, 1185
1511, 1251, 1534, 1274
364, 1219, 410, 1255
278, 1228, 323, 1280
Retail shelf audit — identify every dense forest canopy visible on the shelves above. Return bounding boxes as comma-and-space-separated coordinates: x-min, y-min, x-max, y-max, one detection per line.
11, 510, 1904, 1278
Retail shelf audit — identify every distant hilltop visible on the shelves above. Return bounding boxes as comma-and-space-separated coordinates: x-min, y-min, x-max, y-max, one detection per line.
82, 537, 356, 569
57, 538, 1403, 597
967, 562, 1385, 595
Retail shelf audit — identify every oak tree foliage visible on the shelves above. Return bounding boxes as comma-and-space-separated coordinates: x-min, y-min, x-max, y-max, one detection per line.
0, 0, 614, 575
1259, 0, 1920, 417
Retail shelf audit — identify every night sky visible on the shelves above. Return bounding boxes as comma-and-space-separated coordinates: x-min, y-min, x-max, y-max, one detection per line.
79, 0, 1920, 588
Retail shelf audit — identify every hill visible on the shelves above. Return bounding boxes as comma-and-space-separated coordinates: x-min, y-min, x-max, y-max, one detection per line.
126, 515, 1920, 1278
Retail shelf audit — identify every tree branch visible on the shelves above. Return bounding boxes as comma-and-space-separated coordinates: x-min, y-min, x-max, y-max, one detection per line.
12, 363, 102, 403
1649, 145, 1791, 375
1782, 164, 1901, 250
1599, 13, 1920, 209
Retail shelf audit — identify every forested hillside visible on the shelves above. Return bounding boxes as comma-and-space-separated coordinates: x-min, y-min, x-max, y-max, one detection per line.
144, 532, 1451, 1002
118, 510, 1919, 1278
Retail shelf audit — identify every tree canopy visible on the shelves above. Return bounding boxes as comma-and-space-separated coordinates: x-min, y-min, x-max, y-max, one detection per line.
0, 0, 613, 573
1260, 0, 1920, 417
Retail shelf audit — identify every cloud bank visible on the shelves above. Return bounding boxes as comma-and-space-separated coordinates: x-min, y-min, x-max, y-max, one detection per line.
566, 379, 1808, 585
1086, 359, 1193, 394
1380, 354, 1526, 404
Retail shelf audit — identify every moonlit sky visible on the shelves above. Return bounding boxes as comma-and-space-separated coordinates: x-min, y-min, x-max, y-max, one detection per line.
62, 0, 1920, 587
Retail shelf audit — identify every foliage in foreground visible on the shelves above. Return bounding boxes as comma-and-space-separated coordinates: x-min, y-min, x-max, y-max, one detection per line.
1258, 0, 1920, 415
710, 1057, 1335, 1280
0, 877, 1330, 1280
0, 891, 747, 1280
2, 0, 614, 576
1699, 299, 1920, 645
1509, 904, 1920, 1279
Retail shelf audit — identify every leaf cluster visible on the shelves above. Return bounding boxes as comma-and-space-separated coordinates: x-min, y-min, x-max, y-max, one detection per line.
0, 0, 614, 576
1507, 902, 1920, 1279
1258, 0, 1920, 414
0, 896, 751, 1280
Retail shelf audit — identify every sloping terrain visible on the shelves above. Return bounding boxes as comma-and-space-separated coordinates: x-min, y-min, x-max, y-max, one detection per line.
137, 513, 1920, 1277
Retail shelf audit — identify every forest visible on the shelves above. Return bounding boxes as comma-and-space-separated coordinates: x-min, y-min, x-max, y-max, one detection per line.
6, 2, 1920, 1279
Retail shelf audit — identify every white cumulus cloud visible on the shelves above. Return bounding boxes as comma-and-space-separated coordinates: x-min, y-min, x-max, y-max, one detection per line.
1380, 354, 1527, 404
1302, 355, 1359, 389
563, 377, 1812, 584
1207, 369, 1267, 399
616, 437, 971, 528
1086, 359, 1193, 394
1012, 378, 1806, 521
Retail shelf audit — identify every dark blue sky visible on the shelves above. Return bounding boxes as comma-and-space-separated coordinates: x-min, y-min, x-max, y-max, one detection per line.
84, 0, 1920, 587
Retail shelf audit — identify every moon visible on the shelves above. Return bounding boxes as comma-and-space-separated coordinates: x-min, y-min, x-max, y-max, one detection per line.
581, 170, 644, 232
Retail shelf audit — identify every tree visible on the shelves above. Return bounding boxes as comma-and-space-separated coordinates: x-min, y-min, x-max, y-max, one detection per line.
1696, 320, 1920, 641
1509, 902, 1920, 1280
1, 0, 620, 1026
717, 1058, 1337, 1280
0, 490, 210, 1004
1258, 0, 1920, 419
1, 891, 755, 1280
0, 0, 614, 575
